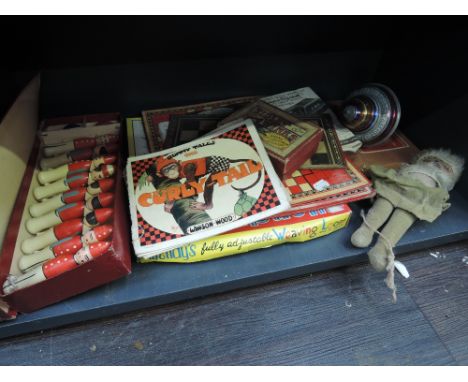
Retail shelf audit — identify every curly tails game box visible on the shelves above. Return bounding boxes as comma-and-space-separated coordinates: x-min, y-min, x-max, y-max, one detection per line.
126, 119, 290, 258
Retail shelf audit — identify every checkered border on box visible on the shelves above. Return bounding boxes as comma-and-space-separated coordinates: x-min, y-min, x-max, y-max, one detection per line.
138, 212, 183, 246
243, 173, 281, 217
219, 125, 281, 216
131, 157, 154, 188
219, 125, 255, 147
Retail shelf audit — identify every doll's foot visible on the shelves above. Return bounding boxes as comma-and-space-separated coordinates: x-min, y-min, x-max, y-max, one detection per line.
351, 225, 374, 248
368, 242, 388, 272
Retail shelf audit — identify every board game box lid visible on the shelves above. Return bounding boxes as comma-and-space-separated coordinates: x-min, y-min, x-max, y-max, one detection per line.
126, 119, 290, 258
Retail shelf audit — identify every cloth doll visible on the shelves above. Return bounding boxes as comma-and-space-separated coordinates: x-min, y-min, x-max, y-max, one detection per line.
351, 149, 464, 301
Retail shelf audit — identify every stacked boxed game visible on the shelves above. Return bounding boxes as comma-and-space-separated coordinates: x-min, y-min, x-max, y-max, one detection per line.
140, 204, 352, 263
127, 115, 356, 263
261, 87, 363, 153
142, 96, 257, 151
259, 88, 376, 209
219, 100, 324, 179
131, 85, 404, 262
127, 119, 290, 259
0, 113, 131, 317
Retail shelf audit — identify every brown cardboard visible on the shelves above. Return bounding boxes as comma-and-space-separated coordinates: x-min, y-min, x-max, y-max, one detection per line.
0, 75, 40, 250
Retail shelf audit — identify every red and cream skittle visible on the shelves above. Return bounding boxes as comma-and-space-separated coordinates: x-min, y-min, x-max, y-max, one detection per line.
43, 135, 119, 157
3, 242, 112, 294
18, 225, 113, 272
26, 193, 114, 234
33, 168, 115, 201
37, 155, 116, 184
21, 209, 113, 254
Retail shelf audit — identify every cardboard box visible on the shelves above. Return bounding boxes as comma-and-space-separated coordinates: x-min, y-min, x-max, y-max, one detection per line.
140, 204, 352, 263
0, 76, 131, 317
220, 101, 324, 178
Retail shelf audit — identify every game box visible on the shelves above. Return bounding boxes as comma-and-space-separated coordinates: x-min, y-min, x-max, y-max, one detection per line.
219, 101, 324, 178
140, 204, 352, 263
0, 77, 131, 318
142, 96, 257, 152
127, 119, 290, 258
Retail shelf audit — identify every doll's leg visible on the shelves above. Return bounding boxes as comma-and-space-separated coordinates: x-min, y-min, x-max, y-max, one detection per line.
368, 207, 417, 272
351, 197, 394, 248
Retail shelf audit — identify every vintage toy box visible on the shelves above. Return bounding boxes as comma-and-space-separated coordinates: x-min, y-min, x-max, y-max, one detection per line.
0, 76, 131, 319
219, 101, 324, 179
140, 204, 352, 263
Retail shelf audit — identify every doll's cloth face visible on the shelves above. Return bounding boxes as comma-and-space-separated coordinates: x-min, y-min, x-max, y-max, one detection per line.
400, 168, 437, 188
398, 163, 439, 188
414, 149, 465, 191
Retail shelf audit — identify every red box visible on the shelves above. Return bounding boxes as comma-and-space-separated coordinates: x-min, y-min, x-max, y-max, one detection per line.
0, 108, 131, 316
219, 100, 324, 179
268, 128, 323, 179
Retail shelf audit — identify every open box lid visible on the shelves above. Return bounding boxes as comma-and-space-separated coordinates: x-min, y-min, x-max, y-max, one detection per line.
0, 74, 41, 320
0, 75, 40, 250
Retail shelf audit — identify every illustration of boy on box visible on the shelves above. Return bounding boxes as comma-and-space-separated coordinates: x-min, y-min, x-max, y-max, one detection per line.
139, 155, 262, 234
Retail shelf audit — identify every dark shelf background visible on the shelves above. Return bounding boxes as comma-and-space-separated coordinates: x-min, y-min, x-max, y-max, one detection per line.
3, 17, 468, 134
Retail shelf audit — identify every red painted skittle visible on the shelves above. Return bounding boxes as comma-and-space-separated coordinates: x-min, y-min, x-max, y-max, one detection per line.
21, 218, 83, 254
43, 135, 119, 157
86, 178, 115, 196
18, 225, 113, 272
3, 242, 112, 294
21, 209, 113, 254
83, 208, 114, 230
26, 202, 86, 234
85, 192, 114, 210
29, 180, 114, 218
37, 155, 116, 184
40, 143, 119, 170
26, 194, 114, 234
90, 164, 115, 181
34, 166, 115, 201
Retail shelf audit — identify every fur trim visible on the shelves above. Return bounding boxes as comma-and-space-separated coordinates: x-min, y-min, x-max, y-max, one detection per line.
413, 149, 464, 191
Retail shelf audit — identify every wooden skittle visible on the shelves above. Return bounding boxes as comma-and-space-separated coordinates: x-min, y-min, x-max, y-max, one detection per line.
21, 209, 113, 254
85, 192, 114, 211
33, 172, 90, 201
43, 134, 119, 157
37, 155, 116, 185
26, 193, 114, 234
39, 148, 93, 170
29, 188, 87, 218
90, 164, 115, 180
26, 202, 86, 234
85, 178, 115, 196
40, 143, 119, 170
21, 218, 83, 254
33, 166, 115, 201
3, 242, 112, 294
29, 180, 115, 217
19, 225, 113, 272
81, 208, 114, 232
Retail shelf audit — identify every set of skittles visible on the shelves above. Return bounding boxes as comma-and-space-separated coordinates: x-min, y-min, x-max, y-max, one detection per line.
2, 134, 120, 294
